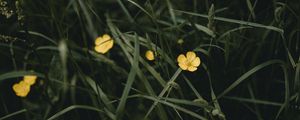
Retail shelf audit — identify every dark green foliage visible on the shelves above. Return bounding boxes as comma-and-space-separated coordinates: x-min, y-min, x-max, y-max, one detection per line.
0, 0, 299, 120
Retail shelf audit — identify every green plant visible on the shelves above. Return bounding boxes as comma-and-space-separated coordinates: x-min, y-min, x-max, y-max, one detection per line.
0, 0, 299, 120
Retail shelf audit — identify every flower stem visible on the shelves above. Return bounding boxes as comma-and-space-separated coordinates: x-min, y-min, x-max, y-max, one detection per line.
144, 68, 182, 119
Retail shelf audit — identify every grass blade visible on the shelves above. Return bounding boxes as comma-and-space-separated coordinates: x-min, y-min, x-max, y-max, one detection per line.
217, 60, 285, 99
0, 109, 27, 120
174, 9, 283, 33
115, 34, 140, 120
144, 69, 182, 119
47, 105, 104, 120
0, 71, 45, 82
85, 76, 116, 114
19, 31, 57, 45
275, 64, 290, 120
224, 96, 282, 106
139, 95, 208, 120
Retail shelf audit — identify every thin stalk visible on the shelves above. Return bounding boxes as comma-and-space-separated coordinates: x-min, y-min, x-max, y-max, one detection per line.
144, 69, 182, 119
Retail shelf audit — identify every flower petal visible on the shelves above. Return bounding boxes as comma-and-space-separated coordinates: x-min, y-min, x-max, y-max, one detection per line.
13, 83, 20, 92
23, 75, 37, 85
95, 37, 104, 45
191, 57, 201, 67
177, 54, 187, 63
94, 40, 114, 54
17, 93, 26, 97
186, 51, 196, 60
178, 63, 188, 70
12, 81, 30, 97
145, 50, 155, 61
187, 66, 197, 72
102, 34, 111, 41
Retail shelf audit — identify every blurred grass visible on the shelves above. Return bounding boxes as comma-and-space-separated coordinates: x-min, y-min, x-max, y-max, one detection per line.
0, 0, 300, 120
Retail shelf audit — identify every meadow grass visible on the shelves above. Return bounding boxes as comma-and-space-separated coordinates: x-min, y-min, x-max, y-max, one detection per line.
0, 0, 299, 120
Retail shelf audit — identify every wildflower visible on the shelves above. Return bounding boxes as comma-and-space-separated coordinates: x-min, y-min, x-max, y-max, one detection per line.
145, 50, 155, 61
177, 51, 201, 72
12, 75, 37, 97
23, 75, 37, 85
12, 81, 30, 97
94, 34, 114, 54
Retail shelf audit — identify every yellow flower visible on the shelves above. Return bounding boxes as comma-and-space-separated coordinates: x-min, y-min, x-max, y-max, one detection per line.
23, 75, 37, 85
145, 50, 155, 61
177, 51, 201, 72
12, 81, 31, 97
94, 34, 114, 54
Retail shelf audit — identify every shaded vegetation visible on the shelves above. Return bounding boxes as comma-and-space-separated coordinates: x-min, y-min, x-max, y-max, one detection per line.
0, 0, 299, 120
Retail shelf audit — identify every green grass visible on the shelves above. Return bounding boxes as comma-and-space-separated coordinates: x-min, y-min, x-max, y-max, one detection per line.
1, 0, 300, 120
